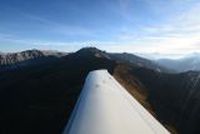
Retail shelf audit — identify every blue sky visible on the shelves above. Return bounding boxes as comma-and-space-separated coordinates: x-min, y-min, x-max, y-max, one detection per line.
1, 0, 200, 57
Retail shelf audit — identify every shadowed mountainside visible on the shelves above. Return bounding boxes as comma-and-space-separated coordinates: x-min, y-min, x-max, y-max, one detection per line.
109, 52, 171, 73
0, 47, 200, 134
0, 48, 116, 134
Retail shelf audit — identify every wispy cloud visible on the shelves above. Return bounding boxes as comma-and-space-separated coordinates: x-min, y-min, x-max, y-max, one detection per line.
21, 12, 94, 37
0, 4, 89, 37
114, 0, 200, 55
1, 0, 200, 57
0, 33, 119, 52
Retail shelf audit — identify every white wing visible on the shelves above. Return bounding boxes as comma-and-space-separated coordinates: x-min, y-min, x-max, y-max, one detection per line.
63, 69, 170, 134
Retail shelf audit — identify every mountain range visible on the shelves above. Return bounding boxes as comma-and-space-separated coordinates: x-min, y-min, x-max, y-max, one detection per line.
157, 53, 200, 72
0, 47, 200, 134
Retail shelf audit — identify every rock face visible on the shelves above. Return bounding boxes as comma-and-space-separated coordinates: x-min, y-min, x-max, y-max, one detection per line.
0, 47, 200, 134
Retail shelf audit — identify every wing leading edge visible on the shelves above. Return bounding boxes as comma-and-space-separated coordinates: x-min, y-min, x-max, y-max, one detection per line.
63, 69, 170, 134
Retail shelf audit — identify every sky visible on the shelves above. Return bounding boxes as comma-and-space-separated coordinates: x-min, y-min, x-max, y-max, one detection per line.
1, 0, 200, 58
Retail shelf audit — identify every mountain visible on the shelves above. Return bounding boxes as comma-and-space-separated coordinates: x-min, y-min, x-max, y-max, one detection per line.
109, 52, 171, 72
129, 67, 200, 134
157, 53, 200, 72
0, 47, 170, 73
0, 47, 116, 134
0, 47, 200, 134
0, 49, 67, 71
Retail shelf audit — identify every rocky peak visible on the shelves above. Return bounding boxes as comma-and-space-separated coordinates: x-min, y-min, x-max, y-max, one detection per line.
75, 47, 111, 59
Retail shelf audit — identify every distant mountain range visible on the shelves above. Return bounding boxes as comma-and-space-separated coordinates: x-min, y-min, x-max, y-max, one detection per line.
0, 48, 169, 73
156, 53, 200, 72
0, 47, 200, 134
0, 49, 66, 64
0, 50, 67, 72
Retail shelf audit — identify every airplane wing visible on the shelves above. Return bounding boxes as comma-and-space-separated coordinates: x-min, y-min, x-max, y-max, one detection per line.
63, 70, 170, 134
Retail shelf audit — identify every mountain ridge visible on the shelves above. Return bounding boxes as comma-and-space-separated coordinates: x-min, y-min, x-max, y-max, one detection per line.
0, 47, 171, 73
0, 49, 67, 64
0, 47, 200, 134
157, 53, 200, 72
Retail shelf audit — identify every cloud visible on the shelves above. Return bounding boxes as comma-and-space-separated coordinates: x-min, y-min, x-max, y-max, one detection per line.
1, 0, 200, 57
40, 19, 91, 36
114, 0, 200, 56
15, 10, 94, 37
0, 33, 119, 52
0, 33, 14, 39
